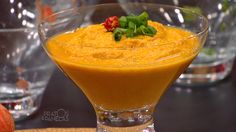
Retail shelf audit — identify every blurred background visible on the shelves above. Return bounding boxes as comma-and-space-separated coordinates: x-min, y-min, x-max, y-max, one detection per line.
0, 0, 236, 132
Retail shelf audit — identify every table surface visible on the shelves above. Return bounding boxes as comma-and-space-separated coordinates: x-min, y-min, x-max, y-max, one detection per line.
14, 1, 236, 132
15, 61, 236, 132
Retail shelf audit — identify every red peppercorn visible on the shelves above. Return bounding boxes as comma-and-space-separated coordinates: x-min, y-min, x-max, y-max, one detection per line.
103, 16, 119, 32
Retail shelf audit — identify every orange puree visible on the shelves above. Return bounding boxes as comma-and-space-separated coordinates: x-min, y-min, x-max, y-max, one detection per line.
46, 21, 199, 111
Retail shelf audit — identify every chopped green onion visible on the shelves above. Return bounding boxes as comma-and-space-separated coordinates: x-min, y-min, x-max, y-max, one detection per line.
126, 29, 135, 38
140, 25, 151, 35
138, 12, 148, 26
126, 16, 140, 26
115, 28, 127, 33
139, 25, 157, 36
138, 12, 149, 21
114, 28, 123, 41
128, 21, 136, 29
112, 12, 157, 41
135, 27, 142, 35
147, 26, 157, 34
119, 16, 127, 28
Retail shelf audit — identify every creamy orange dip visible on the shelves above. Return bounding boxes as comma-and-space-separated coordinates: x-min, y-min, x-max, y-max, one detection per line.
47, 21, 199, 68
46, 21, 199, 110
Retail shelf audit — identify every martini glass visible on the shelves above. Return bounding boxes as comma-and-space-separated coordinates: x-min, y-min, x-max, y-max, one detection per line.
38, 3, 208, 132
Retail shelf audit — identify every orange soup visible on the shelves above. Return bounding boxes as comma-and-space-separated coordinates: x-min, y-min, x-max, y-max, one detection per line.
46, 21, 199, 111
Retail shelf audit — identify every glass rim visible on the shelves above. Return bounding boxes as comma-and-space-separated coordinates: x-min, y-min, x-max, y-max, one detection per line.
39, 3, 209, 46
0, 27, 37, 33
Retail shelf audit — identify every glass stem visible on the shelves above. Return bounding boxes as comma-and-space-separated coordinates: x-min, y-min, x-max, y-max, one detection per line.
95, 105, 156, 132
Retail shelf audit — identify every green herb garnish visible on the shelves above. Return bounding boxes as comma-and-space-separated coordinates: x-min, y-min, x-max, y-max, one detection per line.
119, 16, 128, 28
113, 28, 127, 41
113, 12, 157, 41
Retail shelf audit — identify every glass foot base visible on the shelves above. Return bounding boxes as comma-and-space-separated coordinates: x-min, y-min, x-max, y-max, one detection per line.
0, 92, 43, 121
97, 120, 155, 132
95, 105, 156, 132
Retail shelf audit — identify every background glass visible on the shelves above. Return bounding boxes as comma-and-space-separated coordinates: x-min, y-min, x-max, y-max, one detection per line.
0, 0, 55, 121
36, 0, 100, 27
0, 28, 54, 121
0, 0, 101, 121
39, 3, 208, 131
118, 0, 236, 86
